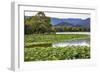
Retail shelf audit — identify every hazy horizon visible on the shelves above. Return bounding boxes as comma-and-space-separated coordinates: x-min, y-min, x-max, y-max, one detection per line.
25, 11, 90, 19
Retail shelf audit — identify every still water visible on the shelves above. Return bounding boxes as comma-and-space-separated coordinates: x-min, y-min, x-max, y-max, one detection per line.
52, 38, 90, 47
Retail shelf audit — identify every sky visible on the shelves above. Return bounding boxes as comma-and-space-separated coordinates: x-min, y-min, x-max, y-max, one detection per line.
24, 11, 90, 19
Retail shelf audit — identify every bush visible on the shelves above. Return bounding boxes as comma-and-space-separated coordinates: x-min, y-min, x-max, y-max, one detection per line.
24, 24, 34, 34
25, 42, 52, 48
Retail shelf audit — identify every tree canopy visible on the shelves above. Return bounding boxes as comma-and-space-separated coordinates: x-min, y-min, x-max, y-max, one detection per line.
24, 11, 53, 34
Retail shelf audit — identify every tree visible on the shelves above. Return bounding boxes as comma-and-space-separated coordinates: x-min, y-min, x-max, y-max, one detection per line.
24, 11, 54, 34
34, 11, 51, 33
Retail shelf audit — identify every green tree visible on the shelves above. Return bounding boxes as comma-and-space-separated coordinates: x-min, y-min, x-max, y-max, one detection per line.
24, 11, 54, 34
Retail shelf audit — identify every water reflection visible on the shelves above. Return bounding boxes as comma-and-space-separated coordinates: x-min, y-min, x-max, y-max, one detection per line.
52, 38, 90, 47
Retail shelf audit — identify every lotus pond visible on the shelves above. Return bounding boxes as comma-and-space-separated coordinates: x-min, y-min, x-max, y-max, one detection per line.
24, 34, 90, 61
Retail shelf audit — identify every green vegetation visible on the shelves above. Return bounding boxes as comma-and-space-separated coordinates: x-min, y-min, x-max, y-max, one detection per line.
24, 11, 54, 34
24, 34, 90, 61
24, 46, 90, 61
24, 11, 90, 61
25, 34, 89, 43
54, 26, 90, 32
25, 42, 52, 48
24, 11, 90, 34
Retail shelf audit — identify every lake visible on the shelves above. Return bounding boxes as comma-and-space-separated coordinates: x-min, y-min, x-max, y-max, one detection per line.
52, 38, 90, 47
56, 32, 90, 35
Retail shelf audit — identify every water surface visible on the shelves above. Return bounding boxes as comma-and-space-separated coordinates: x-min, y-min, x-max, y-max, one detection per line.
53, 38, 90, 47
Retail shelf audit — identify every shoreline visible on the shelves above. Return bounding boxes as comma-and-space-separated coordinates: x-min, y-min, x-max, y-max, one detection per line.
56, 32, 90, 35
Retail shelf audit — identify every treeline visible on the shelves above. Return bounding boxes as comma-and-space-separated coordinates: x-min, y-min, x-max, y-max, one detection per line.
53, 26, 90, 32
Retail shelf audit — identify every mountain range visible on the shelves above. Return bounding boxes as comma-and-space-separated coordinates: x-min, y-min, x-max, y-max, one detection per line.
51, 17, 90, 28
25, 16, 90, 28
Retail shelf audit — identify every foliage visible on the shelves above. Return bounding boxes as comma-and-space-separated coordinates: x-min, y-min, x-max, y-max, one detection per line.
53, 26, 90, 32
25, 42, 52, 48
24, 34, 90, 43
24, 46, 90, 61
24, 11, 54, 34
24, 24, 34, 34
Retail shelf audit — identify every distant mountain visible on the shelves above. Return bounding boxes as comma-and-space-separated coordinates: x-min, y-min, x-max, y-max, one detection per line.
54, 22, 74, 27
25, 16, 90, 28
51, 17, 82, 25
75, 18, 90, 28
51, 17, 90, 28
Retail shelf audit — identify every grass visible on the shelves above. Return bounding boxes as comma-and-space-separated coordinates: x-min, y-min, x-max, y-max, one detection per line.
25, 42, 52, 48
24, 46, 90, 61
25, 34, 90, 43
